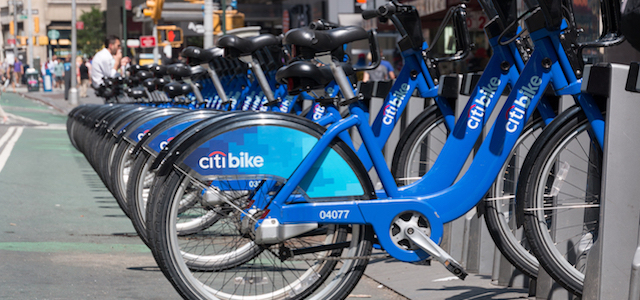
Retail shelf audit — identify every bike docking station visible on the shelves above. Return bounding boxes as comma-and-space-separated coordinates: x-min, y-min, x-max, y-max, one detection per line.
577, 62, 640, 300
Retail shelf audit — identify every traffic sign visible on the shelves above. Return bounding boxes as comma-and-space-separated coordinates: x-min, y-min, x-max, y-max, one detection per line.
76, 21, 84, 30
6, 39, 16, 45
139, 35, 156, 48
126, 39, 140, 48
47, 29, 60, 40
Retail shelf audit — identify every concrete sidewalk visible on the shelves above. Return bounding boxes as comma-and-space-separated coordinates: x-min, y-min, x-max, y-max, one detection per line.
9, 85, 104, 115
5, 86, 531, 299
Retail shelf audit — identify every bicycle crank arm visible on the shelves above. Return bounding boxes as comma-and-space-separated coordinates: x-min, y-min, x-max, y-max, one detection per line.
405, 225, 468, 280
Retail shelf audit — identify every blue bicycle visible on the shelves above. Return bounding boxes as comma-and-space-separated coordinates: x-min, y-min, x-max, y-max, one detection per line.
141, 1, 587, 299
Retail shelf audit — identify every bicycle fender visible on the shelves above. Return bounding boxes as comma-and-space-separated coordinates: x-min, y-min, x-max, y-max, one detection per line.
163, 113, 373, 199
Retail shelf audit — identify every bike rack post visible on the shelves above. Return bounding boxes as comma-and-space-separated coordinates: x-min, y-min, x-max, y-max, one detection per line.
627, 62, 640, 300
581, 63, 639, 300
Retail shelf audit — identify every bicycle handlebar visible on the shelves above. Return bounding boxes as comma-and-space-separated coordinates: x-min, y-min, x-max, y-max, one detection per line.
360, 1, 410, 20
353, 29, 381, 72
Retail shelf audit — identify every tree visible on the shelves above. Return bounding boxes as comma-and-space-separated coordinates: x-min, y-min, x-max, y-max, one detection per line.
77, 7, 106, 57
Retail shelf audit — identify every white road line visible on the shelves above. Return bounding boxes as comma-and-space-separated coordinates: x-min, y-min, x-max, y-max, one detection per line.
32, 124, 66, 130
0, 126, 17, 147
0, 126, 23, 174
5, 113, 47, 126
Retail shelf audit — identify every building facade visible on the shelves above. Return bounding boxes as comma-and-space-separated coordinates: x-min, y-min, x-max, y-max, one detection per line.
1, 0, 106, 67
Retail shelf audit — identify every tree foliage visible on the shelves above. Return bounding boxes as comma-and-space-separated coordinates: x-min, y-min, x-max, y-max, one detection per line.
77, 7, 105, 57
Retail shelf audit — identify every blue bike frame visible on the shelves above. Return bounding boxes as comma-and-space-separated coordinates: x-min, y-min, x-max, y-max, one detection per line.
255, 17, 604, 263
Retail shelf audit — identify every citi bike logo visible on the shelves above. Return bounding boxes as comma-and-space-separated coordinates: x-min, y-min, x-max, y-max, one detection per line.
506, 76, 542, 133
243, 91, 257, 110
198, 151, 265, 169
279, 97, 292, 113
312, 104, 325, 120
252, 94, 265, 111
468, 77, 501, 130
137, 129, 150, 141
382, 83, 410, 125
159, 137, 174, 149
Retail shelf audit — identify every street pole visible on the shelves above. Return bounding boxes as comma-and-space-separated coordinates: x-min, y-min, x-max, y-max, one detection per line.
27, 0, 33, 67
123, 0, 127, 57
221, 0, 226, 35
203, 0, 213, 48
69, 0, 78, 105
153, 24, 159, 64
13, 1, 19, 63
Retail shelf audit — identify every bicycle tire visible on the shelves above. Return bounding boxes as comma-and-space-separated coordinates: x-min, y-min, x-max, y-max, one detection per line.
391, 105, 446, 185
109, 140, 137, 217
126, 150, 155, 246
517, 106, 602, 296
483, 118, 545, 279
147, 113, 375, 300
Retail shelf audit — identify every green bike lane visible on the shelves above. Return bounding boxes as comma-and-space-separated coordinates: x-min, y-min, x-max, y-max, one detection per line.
0, 93, 182, 299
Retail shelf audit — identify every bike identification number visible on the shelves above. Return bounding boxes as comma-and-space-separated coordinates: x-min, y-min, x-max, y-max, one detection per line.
319, 210, 350, 220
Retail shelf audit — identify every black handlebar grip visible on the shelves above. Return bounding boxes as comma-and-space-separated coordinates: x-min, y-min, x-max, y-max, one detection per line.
362, 9, 379, 20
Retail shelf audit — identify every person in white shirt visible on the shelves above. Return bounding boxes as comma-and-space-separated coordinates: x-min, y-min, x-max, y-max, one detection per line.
91, 35, 122, 89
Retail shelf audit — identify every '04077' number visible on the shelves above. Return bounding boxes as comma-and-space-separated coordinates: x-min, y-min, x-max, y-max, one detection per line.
319, 210, 350, 220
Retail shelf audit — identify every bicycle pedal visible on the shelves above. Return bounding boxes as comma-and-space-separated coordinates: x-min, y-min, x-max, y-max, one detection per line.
444, 259, 468, 280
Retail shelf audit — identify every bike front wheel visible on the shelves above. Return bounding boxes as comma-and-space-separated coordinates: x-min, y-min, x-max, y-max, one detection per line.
483, 118, 545, 279
518, 107, 602, 296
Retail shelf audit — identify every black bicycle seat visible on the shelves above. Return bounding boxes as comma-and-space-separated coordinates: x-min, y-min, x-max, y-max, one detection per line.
148, 64, 168, 77
275, 60, 354, 94
125, 76, 139, 86
182, 46, 224, 65
155, 77, 169, 89
283, 26, 367, 53
143, 78, 157, 91
127, 87, 146, 99
190, 65, 208, 77
136, 70, 154, 81
163, 82, 193, 98
128, 64, 144, 75
167, 63, 192, 79
217, 34, 281, 58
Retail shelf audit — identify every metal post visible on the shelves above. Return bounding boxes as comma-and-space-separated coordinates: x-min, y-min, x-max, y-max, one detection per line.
582, 63, 639, 300
221, 0, 226, 35
69, 0, 78, 105
13, 0, 19, 64
153, 24, 159, 64
203, 0, 213, 48
122, 0, 127, 57
27, 0, 33, 67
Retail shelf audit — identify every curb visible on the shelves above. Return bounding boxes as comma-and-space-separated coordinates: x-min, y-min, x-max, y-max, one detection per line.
17, 92, 72, 115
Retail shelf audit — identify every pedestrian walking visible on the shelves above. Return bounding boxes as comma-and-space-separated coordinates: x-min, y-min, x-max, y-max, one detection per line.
13, 58, 23, 91
78, 57, 91, 98
53, 58, 65, 89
